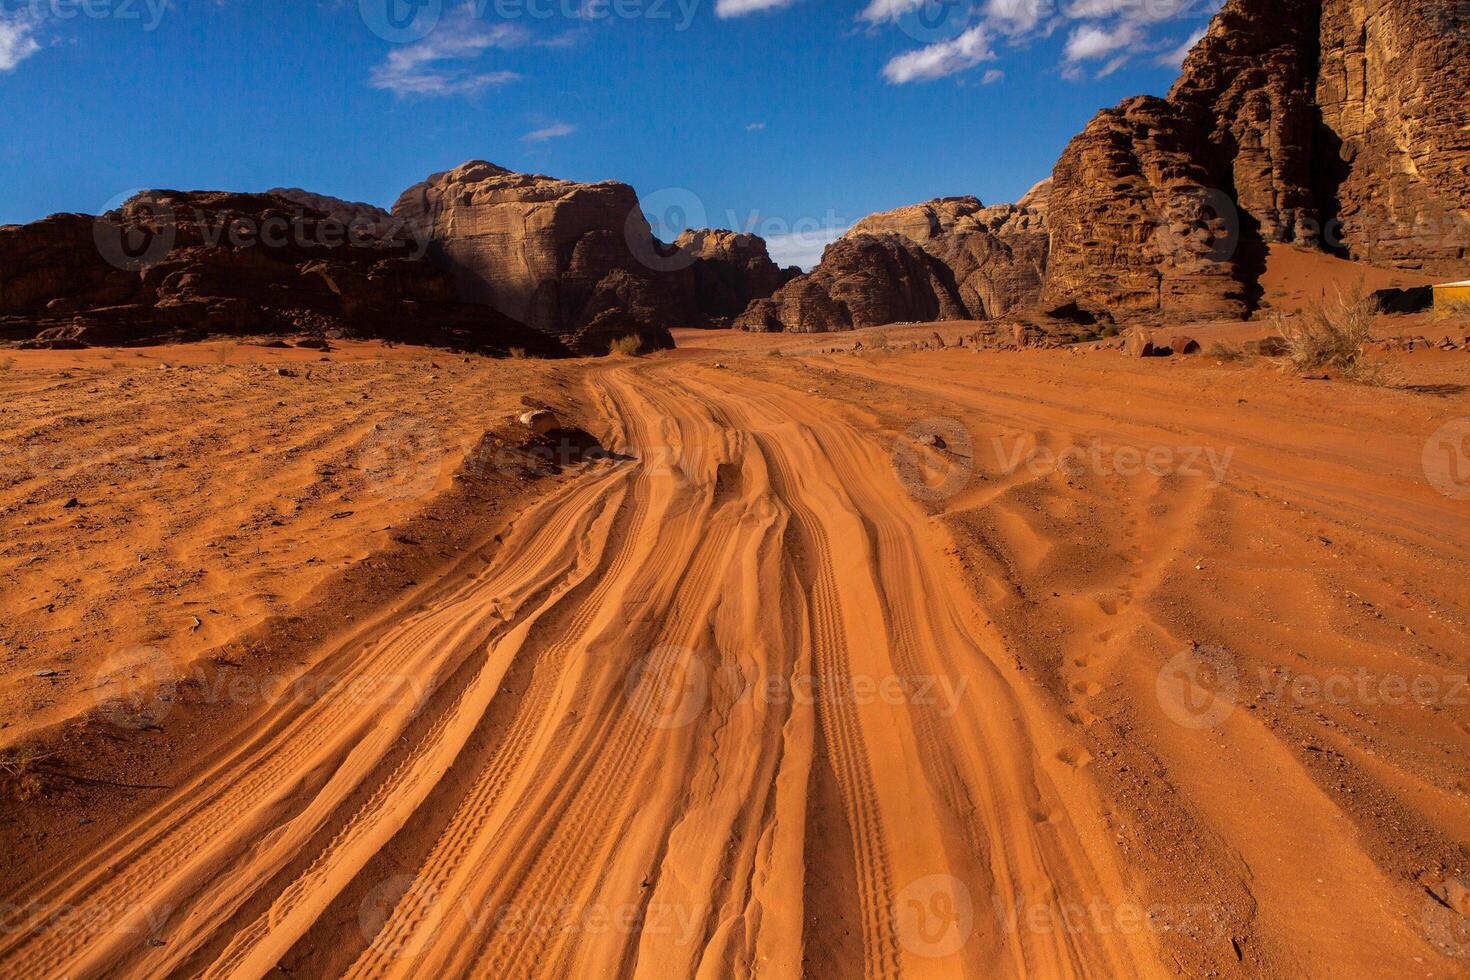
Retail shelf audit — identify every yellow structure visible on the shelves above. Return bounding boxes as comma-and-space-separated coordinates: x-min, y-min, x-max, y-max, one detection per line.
1434, 279, 1470, 312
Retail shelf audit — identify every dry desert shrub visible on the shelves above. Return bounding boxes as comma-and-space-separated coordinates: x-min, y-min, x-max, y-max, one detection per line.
507, 347, 529, 360
0, 745, 52, 801
1207, 341, 1245, 361
1276, 280, 1385, 383
608, 335, 644, 357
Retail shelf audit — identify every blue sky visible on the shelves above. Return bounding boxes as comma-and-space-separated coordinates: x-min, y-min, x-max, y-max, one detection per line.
0, 0, 1215, 266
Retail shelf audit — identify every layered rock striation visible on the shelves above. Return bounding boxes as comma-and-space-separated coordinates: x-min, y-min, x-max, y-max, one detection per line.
391, 161, 697, 354
1043, 0, 1470, 320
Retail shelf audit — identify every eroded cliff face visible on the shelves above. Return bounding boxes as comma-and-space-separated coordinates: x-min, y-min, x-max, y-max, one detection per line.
845, 197, 1049, 319
673, 228, 794, 322
1167, 0, 1322, 247
1042, 97, 1255, 320
392, 161, 699, 352
1314, 0, 1470, 272
1043, 0, 1470, 320
733, 234, 968, 333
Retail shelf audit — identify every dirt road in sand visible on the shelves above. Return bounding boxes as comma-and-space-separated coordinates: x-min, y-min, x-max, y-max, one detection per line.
2, 334, 1468, 978
0, 359, 1155, 978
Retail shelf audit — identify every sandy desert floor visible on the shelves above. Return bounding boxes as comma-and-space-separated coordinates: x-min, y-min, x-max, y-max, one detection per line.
1, 303, 1469, 978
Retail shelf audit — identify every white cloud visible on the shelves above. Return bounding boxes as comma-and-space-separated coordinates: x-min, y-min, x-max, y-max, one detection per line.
0, 13, 41, 73
858, 0, 925, 23
983, 0, 1053, 35
764, 225, 850, 271
1156, 25, 1205, 66
716, 0, 801, 17
1065, 0, 1194, 21
1063, 21, 1140, 61
369, 7, 527, 98
522, 122, 576, 142
981, 68, 1004, 83
882, 25, 995, 84
746, 121, 767, 131
1053, 0, 1209, 76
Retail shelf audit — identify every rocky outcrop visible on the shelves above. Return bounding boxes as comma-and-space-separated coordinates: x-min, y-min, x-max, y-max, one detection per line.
392, 161, 698, 354
733, 233, 968, 333
929, 206, 1048, 319
266, 188, 400, 239
1043, 0, 1470, 321
1171, 0, 1469, 272
1016, 178, 1052, 215
1313, 0, 1470, 273
0, 191, 567, 356
1166, 0, 1322, 246
673, 228, 794, 322
1042, 96, 1254, 320
845, 196, 1048, 319
847, 196, 987, 244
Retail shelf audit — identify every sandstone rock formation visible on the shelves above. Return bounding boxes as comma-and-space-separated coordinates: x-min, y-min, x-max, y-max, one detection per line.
847, 196, 986, 245
266, 188, 400, 239
733, 233, 968, 333
1016, 178, 1052, 215
1313, 0, 1470, 273
1042, 96, 1255, 321
673, 228, 794, 322
845, 196, 1048, 319
1043, 0, 1470, 321
0, 191, 566, 356
392, 161, 699, 354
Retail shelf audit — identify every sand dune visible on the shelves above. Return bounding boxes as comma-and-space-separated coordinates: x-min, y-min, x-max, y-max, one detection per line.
2, 330, 1468, 978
